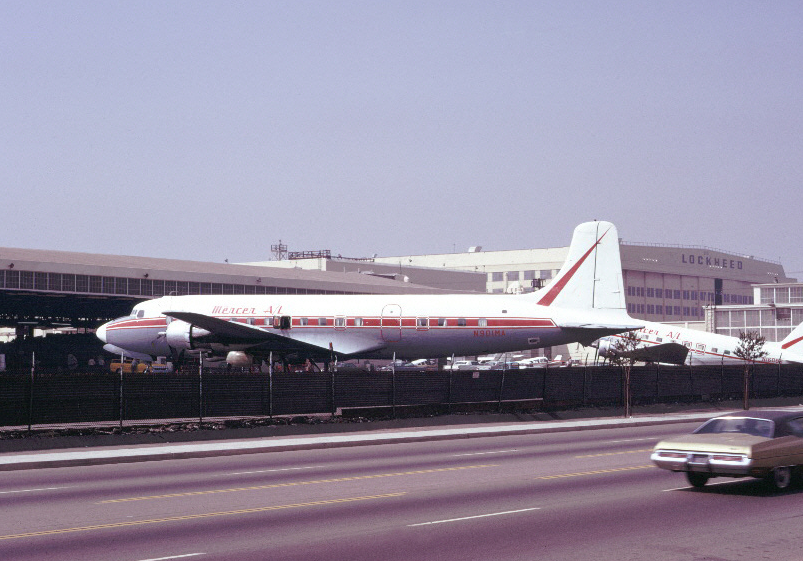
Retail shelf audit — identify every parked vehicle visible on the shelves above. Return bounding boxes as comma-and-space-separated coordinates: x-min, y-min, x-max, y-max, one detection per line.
517, 357, 550, 369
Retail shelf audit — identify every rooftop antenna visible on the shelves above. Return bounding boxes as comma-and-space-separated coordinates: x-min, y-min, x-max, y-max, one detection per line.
271, 240, 288, 261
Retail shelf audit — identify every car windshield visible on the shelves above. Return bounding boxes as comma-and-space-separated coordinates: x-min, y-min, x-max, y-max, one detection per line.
694, 417, 774, 438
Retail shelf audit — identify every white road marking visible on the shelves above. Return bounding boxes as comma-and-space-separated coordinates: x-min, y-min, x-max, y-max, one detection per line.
0, 487, 70, 495
408, 507, 541, 526
137, 554, 205, 561
226, 466, 323, 475
451, 449, 519, 457
607, 438, 659, 443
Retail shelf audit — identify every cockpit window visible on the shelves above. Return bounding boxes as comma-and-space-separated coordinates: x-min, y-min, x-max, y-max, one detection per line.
694, 417, 774, 438
137, 310, 145, 318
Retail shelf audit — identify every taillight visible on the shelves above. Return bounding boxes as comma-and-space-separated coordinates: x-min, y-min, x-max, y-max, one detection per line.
711, 454, 745, 462
657, 451, 687, 459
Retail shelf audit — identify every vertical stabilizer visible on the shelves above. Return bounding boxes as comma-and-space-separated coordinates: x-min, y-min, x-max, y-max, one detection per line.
530, 221, 626, 311
780, 322, 803, 353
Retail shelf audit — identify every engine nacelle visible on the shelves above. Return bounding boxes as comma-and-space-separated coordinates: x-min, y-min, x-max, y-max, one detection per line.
225, 351, 253, 367
592, 337, 617, 358
165, 320, 212, 351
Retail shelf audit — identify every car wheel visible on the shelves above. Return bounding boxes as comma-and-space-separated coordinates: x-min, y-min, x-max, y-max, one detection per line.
686, 472, 710, 488
767, 466, 792, 490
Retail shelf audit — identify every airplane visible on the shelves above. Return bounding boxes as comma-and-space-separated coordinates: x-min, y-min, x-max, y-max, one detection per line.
589, 320, 803, 366
96, 220, 642, 368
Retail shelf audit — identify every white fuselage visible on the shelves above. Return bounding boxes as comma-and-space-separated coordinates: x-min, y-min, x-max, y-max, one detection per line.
98, 293, 633, 361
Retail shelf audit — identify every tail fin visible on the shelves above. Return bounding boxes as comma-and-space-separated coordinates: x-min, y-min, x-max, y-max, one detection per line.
781, 322, 803, 352
529, 221, 626, 311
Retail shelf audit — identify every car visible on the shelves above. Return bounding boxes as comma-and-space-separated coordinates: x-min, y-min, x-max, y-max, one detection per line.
651, 410, 803, 490
517, 357, 550, 369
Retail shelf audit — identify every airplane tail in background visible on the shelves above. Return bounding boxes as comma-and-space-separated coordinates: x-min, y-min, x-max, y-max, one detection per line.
780, 322, 803, 353
528, 221, 626, 311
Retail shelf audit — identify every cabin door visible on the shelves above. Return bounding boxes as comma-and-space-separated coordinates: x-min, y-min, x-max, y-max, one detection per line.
381, 304, 402, 342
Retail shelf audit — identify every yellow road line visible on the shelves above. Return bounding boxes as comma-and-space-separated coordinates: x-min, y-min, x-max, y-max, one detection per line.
574, 449, 654, 458
535, 465, 655, 480
0, 493, 406, 541
100, 464, 498, 504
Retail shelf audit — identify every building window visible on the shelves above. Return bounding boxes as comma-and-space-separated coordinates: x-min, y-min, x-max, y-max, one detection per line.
491, 272, 504, 282
523, 270, 536, 280
507, 271, 520, 281
656, 305, 663, 315
646, 287, 655, 298
673, 290, 681, 300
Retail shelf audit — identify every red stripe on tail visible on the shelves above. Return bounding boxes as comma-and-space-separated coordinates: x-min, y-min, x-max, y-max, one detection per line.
536, 227, 611, 307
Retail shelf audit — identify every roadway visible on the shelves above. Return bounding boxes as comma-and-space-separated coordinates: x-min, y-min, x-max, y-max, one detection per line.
3, 421, 803, 560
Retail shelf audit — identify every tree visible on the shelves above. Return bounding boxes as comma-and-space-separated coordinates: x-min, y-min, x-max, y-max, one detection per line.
734, 330, 768, 410
609, 331, 641, 417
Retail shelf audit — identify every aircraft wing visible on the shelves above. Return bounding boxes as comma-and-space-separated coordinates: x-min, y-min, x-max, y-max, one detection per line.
163, 311, 385, 357
625, 342, 690, 365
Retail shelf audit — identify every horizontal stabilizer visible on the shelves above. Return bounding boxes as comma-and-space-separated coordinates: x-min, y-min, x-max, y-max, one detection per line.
623, 342, 690, 365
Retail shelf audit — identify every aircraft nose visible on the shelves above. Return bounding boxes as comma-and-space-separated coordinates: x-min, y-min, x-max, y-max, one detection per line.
96, 322, 109, 343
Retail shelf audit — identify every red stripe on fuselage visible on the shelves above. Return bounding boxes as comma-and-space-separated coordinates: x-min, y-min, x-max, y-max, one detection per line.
537, 227, 611, 306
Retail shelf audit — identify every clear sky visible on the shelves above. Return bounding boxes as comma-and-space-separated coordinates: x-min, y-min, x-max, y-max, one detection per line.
2, 1, 801, 276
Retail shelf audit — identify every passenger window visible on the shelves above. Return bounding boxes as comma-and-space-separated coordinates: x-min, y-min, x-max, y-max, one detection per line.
478, 318, 487, 327
457, 318, 467, 326
787, 418, 803, 437
354, 318, 363, 327
438, 318, 447, 327
318, 318, 327, 326
300, 317, 309, 326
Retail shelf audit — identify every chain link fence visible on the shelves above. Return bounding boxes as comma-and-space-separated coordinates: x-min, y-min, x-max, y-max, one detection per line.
2, 363, 802, 431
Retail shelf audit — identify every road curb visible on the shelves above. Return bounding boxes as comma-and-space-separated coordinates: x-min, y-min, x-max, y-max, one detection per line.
0, 412, 719, 472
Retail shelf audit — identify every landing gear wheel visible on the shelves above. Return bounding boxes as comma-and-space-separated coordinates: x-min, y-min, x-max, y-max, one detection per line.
686, 472, 710, 488
766, 466, 792, 490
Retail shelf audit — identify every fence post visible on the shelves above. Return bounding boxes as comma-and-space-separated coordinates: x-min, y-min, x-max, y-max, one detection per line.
119, 352, 124, 429
447, 367, 453, 413
497, 368, 506, 412
268, 351, 273, 418
331, 368, 336, 416
199, 353, 204, 424
391, 352, 396, 418
581, 364, 587, 406
27, 351, 35, 433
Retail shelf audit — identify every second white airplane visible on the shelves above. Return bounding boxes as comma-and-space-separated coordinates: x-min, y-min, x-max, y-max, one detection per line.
591, 321, 803, 366
97, 220, 641, 366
